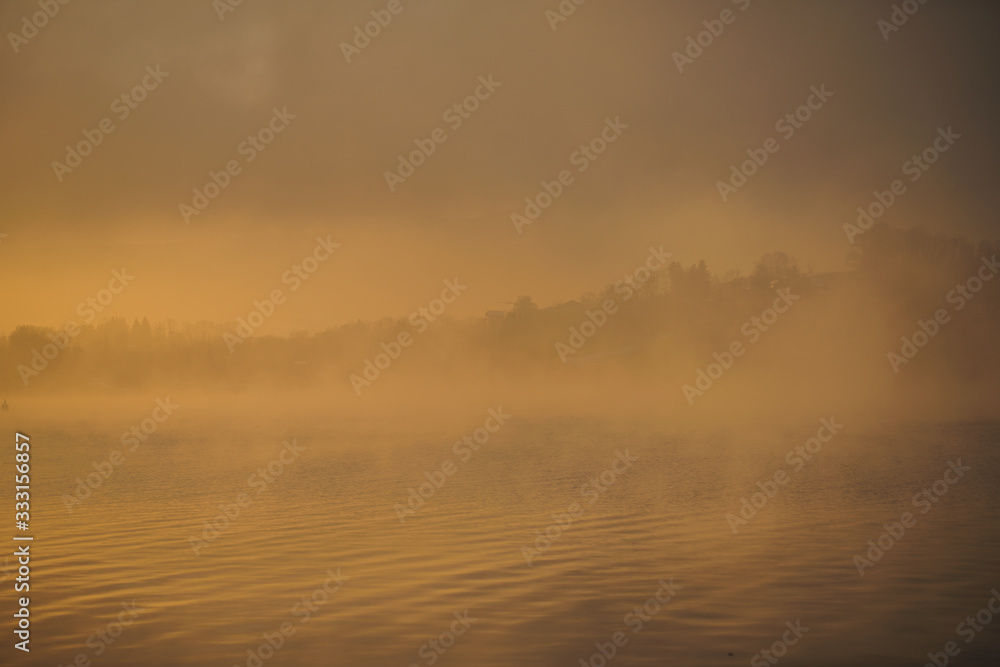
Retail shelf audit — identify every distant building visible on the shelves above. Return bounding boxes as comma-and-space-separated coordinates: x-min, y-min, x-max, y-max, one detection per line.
485, 310, 506, 324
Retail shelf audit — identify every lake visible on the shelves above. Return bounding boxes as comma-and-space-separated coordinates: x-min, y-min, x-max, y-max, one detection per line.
7, 402, 1000, 666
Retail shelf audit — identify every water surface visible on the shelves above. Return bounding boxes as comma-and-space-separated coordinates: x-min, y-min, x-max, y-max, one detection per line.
8, 410, 1000, 666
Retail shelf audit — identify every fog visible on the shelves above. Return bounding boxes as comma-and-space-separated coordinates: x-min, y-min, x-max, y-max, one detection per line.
3, 0, 1000, 334
1, 0, 998, 470
3, 225, 997, 437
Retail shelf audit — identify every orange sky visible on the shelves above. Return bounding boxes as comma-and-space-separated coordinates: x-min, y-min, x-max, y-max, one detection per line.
2, 0, 998, 334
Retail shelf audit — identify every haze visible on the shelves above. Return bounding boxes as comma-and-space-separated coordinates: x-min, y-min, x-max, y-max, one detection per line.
2, 0, 999, 334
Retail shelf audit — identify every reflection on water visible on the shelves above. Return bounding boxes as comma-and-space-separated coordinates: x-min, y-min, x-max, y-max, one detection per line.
12, 412, 1000, 666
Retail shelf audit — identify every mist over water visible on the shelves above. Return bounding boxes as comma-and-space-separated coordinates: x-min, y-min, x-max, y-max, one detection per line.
3, 1, 1000, 665
7, 400, 999, 667
3, 224, 1000, 667
4, 225, 999, 427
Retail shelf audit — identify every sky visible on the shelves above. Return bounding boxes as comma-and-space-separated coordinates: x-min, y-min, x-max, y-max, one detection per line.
1, 0, 998, 334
